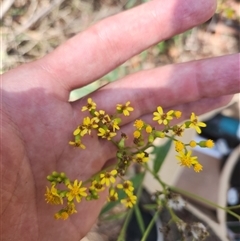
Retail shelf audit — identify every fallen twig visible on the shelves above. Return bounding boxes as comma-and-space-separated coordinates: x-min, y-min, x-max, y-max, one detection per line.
16, 0, 65, 36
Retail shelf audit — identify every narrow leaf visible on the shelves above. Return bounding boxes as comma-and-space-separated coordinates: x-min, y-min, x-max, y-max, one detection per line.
152, 139, 172, 174
134, 204, 145, 235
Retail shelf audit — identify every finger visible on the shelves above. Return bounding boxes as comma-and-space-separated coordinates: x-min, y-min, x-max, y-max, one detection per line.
72, 54, 239, 121
38, 0, 216, 91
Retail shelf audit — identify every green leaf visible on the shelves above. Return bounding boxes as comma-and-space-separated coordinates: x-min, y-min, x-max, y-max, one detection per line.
100, 201, 120, 216
134, 204, 145, 235
69, 80, 101, 101
152, 139, 172, 174
131, 172, 145, 189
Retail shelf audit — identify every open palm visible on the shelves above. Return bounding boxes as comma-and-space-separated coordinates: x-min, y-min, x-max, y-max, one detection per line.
2, 0, 239, 240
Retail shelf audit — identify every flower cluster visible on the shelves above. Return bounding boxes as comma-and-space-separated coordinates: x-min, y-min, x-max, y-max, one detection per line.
118, 180, 137, 208
152, 107, 214, 172
45, 99, 214, 220
45, 172, 86, 220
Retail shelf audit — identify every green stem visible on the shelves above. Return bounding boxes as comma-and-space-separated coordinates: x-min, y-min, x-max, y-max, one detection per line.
227, 204, 240, 210
134, 204, 145, 235
140, 209, 161, 241
132, 143, 154, 155
144, 165, 239, 221
117, 208, 134, 241
164, 134, 177, 141
169, 185, 240, 220
144, 164, 180, 222
117, 171, 146, 241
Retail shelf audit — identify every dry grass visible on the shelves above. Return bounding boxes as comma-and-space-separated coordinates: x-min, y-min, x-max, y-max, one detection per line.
1, 0, 239, 75
1, 0, 133, 72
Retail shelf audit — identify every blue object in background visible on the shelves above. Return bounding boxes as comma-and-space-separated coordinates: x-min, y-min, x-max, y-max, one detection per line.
200, 113, 240, 149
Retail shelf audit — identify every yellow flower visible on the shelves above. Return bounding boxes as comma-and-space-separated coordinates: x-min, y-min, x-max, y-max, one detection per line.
174, 110, 182, 119
155, 131, 165, 138
69, 140, 86, 149
174, 141, 185, 152
206, 139, 214, 148
45, 185, 63, 205
145, 125, 153, 133
189, 113, 206, 134
73, 127, 81, 136
133, 130, 141, 138
172, 125, 185, 136
90, 180, 105, 192
107, 118, 120, 132
189, 140, 197, 148
108, 188, 119, 202
176, 150, 198, 168
121, 194, 137, 208
134, 119, 144, 130
100, 169, 118, 186
66, 202, 78, 215
82, 98, 97, 111
54, 211, 69, 220
153, 106, 174, 125
66, 180, 87, 203
98, 128, 117, 140
133, 152, 149, 164
54, 202, 77, 220
81, 117, 98, 136
116, 101, 134, 116
92, 110, 110, 123
117, 180, 134, 196
193, 162, 203, 172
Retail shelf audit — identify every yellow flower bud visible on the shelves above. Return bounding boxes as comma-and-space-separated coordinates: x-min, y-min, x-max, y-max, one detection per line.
174, 111, 182, 119
145, 125, 153, 133
60, 172, 66, 178
155, 131, 165, 138
148, 133, 154, 143
174, 141, 184, 152
134, 119, 144, 130
52, 171, 59, 177
189, 140, 197, 148
73, 128, 80, 136
133, 130, 141, 138
118, 138, 125, 149
206, 139, 214, 148
47, 175, 54, 181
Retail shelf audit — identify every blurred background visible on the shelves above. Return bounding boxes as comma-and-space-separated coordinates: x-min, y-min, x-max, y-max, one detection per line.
1, 0, 239, 240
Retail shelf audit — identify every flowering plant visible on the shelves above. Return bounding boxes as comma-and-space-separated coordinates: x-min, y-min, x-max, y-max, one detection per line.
45, 98, 239, 241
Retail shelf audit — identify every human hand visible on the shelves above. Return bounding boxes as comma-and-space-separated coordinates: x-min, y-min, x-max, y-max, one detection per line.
2, 0, 239, 240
